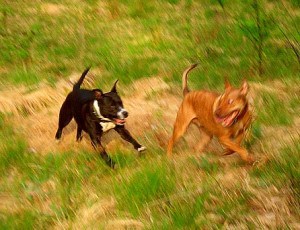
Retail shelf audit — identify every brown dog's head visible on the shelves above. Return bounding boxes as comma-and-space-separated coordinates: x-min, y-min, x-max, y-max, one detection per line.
213, 79, 249, 127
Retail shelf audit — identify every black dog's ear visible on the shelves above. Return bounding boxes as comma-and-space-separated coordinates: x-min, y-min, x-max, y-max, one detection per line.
93, 89, 103, 99
111, 80, 119, 92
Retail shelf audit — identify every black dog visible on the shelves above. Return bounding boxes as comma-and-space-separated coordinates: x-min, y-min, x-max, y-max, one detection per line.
55, 68, 146, 168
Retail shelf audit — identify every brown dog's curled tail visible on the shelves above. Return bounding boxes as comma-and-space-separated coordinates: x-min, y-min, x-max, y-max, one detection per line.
182, 63, 198, 96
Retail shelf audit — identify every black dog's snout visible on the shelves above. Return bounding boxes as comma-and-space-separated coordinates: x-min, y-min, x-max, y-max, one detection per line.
122, 110, 128, 118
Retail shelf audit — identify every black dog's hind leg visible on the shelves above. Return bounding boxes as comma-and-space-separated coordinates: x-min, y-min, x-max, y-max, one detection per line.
55, 95, 73, 140
76, 125, 83, 142
114, 126, 146, 153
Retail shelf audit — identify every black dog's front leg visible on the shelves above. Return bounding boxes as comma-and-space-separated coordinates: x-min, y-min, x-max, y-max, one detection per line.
85, 118, 115, 168
90, 135, 115, 168
114, 125, 146, 153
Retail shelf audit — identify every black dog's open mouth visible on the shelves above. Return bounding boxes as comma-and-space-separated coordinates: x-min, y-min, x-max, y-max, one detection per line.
113, 118, 126, 125
215, 110, 239, 127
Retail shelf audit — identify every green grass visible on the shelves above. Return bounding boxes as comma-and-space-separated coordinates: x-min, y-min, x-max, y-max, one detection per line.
2, 68, 41, 86
189, 154, 220, 174
114, 161, 176, 217
252, 140, 300, 191
0, 0, 300, 228
1, 1, 299, 86
258, 91, 294, 125
0, 114, 28, 174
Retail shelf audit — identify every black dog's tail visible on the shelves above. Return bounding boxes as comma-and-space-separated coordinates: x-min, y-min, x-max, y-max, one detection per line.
182, 63, 198, 96
73, 67, 91, 91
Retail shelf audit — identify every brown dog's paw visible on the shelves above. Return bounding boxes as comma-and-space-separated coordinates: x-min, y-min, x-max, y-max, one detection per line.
246, 155, 256, 165
222, 149, 234, 156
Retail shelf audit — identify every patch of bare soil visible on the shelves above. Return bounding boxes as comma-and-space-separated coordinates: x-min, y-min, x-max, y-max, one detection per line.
41, 3, 67, 16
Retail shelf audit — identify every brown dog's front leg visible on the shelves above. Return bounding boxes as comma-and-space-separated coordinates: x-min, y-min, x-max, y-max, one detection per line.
219, 136, 254, 164
222, 133, 245, 156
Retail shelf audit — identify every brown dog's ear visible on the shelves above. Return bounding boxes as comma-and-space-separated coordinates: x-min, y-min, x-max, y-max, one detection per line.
111, 80, 119, 93
93, 89, 103, 100
224, 77, 232, 91
240, 80, 249, 95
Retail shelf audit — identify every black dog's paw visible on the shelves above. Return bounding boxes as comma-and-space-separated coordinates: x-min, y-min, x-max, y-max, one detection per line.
107, 159, 116, 169
101, 153, 116, 169
137, 146, 146, 152
55, 135, 62, 144
55, 138, 61, 144
76, 136, 83, 142
137, 146, 146, 157
55, 129, 62, 140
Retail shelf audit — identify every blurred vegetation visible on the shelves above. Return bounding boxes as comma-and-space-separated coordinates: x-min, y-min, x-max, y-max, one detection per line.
0, 0, 299, 88
0, 0, 299, 229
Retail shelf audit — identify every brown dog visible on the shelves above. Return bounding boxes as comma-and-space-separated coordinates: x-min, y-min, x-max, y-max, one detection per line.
167, 64, 254, 163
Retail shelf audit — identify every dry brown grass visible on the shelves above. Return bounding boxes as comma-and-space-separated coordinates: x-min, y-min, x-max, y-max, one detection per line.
1, 70, 298, 158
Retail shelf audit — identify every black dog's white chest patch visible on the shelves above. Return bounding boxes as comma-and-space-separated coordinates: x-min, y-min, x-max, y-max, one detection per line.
100, 121, 116, 132
93, 100, 116, 132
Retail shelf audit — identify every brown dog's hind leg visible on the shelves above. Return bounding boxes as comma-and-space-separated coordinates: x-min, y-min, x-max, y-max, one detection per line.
167, 104, 196, 157
194, 127, 213, 153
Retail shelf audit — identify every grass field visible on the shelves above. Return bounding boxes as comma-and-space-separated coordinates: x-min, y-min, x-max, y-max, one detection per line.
0, 0, 299, 229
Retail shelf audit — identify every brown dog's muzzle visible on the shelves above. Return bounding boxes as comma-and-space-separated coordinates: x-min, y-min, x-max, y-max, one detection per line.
214, 109, 239, 127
